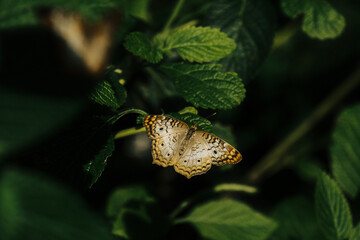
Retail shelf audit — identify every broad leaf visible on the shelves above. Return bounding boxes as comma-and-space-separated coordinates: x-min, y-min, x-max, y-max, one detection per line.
0, 169, 114, 240
84, 135, 114, 187
331, 104, 360, 198
167, 112, 212, 132
124, 32, 163, 63
177, 199, 277, 240
281, 0, 346, 40
159, 63, 245, 110
106, 186, 168, 240
315, 172, 353, 240
90, 66, 127, 111
164, 26, 236, 63
350, 223, 360, 240
206, 0, 276, 81
271, 195, 321, 240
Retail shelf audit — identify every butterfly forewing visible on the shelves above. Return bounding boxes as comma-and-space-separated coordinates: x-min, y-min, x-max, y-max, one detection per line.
143, 115, 188, 166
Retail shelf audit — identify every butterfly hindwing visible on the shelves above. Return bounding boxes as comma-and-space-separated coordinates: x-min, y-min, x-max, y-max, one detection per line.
151, 132, 185, 167
197, 131, 242, 166
174, 137, 212, 179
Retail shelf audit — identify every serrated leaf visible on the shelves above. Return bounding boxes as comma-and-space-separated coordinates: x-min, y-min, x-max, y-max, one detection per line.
315, 172, 353, 240
106, 186, 168, 240
90, 67, 127, 111
281, 0, 346, 40
206, 0, 275, 81
84, 135, 114, 187
124, 32, 163, 63
271, 195, 321, 240
159, 63, 245, 110
331, 104, 360, 198
0, 169, 114, 240
350, 223, 360, 240
177, 199, 277, 240
164, 26, 235, 63
167, 112, 212, 132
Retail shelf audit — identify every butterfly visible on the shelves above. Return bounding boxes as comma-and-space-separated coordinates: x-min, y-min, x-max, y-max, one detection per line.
143, 115, 242, 179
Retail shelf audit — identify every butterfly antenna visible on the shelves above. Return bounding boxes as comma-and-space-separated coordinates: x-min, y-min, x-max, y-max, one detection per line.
205, 112, 217, 119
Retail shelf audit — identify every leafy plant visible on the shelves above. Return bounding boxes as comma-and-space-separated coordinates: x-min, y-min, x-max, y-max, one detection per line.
1, 0, 360, 239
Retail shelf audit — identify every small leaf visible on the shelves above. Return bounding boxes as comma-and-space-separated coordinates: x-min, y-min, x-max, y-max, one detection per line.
331, 104, 360, 198
315, 172, 353, 240
106, 186, 168, 240
281, 0, 346, 40
177, 199, 277, 240
205, 0, 276, 81
280, 0, 306, 19
167, 112, 212, 132
165, 26, 236, 63
350, 223, 360, 240
84, 135, 114, 187
271, 195, 321, 240
106, 186, 155, 217
0, 169, 114, 240
118, 0, 150, 22
159, 63, 245, 110
124, 32, 163, 63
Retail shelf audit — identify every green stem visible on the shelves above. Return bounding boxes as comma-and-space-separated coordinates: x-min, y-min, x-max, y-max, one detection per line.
245, 67, 360, 184
108, 108, 147, 125
162, 0, 185, 33
114, 127, 146, 139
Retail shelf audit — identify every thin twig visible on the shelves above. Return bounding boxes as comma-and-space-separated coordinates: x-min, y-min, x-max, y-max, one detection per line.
244, 67, 360, 184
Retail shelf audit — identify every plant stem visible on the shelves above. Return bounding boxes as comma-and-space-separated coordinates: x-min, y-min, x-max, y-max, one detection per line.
245, 67, 360, 184
114, 127, 146, 139
108, 108, 147, 125
162, 0, 185, 33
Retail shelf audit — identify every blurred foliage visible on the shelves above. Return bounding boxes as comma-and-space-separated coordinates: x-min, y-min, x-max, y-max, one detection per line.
0, 0, 360, 239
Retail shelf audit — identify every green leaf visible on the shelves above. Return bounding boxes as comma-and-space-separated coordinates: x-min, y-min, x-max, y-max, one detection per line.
302, 0, 346, 40
281, 0, 346, 40
164, 26, 236, 63
315, 172, 353, 240
206, 0, 275, 81
106, 186, 168, 240
90, 67, 127, 111
124, 32, 163, 63
177, 199, 277, 240
0, 169, 114, 240
331, 104, 360, 198
350, 223, 360, 240
159, 63, 246, 110
118, 0, 150, 22
280, 0, 306, 19
84, 135, 114, 187
167, 112, 212, 132
0, 0, 116, 29
271, 195, 321, 240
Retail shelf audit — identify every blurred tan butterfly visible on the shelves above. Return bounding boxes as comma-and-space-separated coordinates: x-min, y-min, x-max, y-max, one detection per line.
143, 115, 242, 179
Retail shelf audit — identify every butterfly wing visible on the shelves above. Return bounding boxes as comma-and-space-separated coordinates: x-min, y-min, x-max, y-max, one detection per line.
143, 115, 188, 167
174, 137, 213, 179
198, 131, 242, 166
